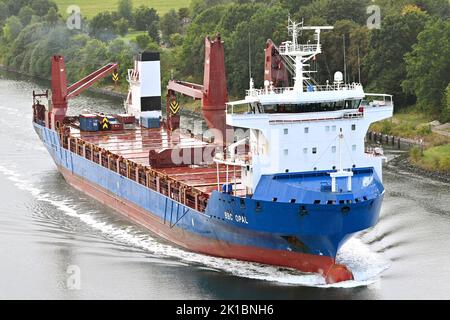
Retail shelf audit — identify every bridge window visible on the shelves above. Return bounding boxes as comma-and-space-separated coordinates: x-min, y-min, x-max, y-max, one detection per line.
352, 124, 356, 131
312, 147, 317, 154
284, 128, 288, 135
262, 100, 362, 114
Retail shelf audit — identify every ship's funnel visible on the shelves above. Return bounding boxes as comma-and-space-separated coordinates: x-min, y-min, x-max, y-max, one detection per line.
126, 52, 161, 117
202, 34, 228, 144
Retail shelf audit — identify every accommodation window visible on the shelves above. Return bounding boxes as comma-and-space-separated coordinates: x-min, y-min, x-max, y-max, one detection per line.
304, 127, 309, 133
332, 146, 337, 153
303, 147, 308, 154
325, 126, 330, 132
284, 128, 288, 135
312, 147, 317, 154
351, 124, 356, 131
352, 144, 357, 151
284, 149, 289, 156
332, 126, 336, 132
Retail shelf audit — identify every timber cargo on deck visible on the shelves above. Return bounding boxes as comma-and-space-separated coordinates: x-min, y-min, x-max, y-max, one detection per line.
32, 17, 394, 285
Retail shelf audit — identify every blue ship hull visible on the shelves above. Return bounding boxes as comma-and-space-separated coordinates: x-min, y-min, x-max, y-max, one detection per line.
34, 123, 384, 283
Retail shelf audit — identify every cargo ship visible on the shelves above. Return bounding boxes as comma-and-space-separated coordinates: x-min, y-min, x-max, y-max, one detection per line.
32, 19, 393, 284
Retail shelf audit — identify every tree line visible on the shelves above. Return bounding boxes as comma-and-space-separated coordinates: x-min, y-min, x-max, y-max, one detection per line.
0, 0, 449, 121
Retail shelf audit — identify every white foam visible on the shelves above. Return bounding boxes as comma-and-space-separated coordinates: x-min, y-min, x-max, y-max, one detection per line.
0, 164, 390, 288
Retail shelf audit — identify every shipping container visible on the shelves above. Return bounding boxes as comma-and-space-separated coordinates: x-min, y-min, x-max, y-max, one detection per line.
115, 114, 136, 124
79, 114, 99, 131
140, 111, 161, 129
109, 120, 124, 131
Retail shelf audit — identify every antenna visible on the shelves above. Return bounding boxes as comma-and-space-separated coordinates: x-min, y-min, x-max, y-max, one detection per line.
357, 45, 361, 84
343, 35, 347, 84
248, 32, 252, 80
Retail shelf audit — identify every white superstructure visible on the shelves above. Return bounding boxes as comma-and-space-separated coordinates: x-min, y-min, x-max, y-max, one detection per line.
220, 18, 394, 195
125, 52, 162, 118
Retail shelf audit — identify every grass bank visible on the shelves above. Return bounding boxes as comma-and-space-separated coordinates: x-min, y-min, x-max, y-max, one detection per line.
410, 144, 450, 173
54, 0, 189, 18
370, 107, 449, 146
370, 106, 450, 174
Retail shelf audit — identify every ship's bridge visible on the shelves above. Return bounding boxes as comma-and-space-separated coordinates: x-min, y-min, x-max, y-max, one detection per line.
225, 92, 393, 194
244, 83, 365, 106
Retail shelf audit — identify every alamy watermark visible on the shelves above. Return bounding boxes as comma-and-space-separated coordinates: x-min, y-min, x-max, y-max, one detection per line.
66, 5, 82, 30
367, 3, 381, 29
66, 265, 81, 290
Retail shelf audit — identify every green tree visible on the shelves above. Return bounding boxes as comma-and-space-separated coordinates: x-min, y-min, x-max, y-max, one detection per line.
410, 0, 450, 19
0, 2, 9, 25
364, 10, 429, 107
227, 5, 289, 95
326, 0, 370, 25
18, 6, 35, 26
77, 38, 109, 81
135, 34, 151, 49
45, 7, 59, 26
403, 18, 450, 115
114, 18, 128, 36
2, 16, 23, 43
178, 4, 229, 83
118, 0, 133, 22
319, 20, 360, 84
293, 0, 369, 25
170, 33, 184, 47
30, 0, 58, 17
178, 7, 190, 21
89, 12, 117, 42
160, 9, 182, 45
443, 83, 450, 122
279, 0, 313, 13
133, 6, 159, 43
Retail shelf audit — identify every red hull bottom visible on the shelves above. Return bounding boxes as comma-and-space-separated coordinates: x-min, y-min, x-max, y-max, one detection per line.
58, 165, 353, 284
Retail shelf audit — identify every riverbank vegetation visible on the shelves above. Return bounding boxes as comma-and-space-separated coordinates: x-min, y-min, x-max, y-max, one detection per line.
0, 0, 449, 172
410, 144, 450, 173
53, 0, 186, 18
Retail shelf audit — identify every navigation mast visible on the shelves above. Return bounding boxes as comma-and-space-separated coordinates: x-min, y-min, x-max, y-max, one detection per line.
279, 17, 333, 92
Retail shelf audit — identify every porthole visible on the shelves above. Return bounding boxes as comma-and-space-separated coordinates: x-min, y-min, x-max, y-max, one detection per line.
341, 206, 350, 214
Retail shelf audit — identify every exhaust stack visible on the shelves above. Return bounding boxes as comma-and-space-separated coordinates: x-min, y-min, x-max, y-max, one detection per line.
126, 52, 161, 117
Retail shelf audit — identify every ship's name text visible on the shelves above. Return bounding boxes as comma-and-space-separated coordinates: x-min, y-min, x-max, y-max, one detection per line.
224, 211, 249, 224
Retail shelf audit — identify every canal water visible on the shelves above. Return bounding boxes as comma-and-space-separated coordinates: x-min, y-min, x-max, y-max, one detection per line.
1, 71, 449, 299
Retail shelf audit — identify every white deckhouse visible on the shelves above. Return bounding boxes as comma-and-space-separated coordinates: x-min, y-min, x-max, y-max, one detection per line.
218, 18, 393, 195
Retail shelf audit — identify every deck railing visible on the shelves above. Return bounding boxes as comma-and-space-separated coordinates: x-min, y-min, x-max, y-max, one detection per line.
60, 129, 210, 213
278, 43, 319, 54
245, 83, 363, 97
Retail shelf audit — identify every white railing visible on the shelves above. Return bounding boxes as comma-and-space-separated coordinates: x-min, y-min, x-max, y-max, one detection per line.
279, 43, 319, 54
245, 83, 363, 97
364, 93, 394, 107
268, 111, 363, 124
127, 69, 139, 82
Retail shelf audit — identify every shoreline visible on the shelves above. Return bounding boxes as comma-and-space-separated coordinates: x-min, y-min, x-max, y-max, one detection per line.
0, 64, 126, 99
2, 64, 448, 183
386, 151, 450, 184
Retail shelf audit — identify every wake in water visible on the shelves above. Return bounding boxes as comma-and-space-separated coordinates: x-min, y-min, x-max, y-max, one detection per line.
0, 164, 390, 288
